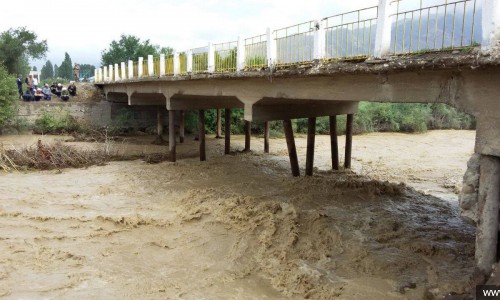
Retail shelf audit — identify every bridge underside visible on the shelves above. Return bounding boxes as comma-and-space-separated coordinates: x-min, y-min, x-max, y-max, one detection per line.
100, 66, 500, 157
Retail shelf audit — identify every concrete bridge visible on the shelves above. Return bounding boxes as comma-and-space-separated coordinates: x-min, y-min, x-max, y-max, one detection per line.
95, 0, 500, 284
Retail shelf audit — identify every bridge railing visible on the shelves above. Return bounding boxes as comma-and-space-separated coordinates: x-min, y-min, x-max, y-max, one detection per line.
390, 0, 479, 54
165, 54, 174, 75
324, 6, 378, 60
96, 0, 499, 83
274, 20, 316, 67
214, 41, 238, 72
191, 46, 209, 74
244, 34, 267, 69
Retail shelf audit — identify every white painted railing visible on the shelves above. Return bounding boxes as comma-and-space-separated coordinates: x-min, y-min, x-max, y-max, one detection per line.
96, 0, 498, 83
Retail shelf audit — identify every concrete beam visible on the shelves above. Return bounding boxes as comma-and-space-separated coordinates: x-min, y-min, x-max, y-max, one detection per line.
167, 95, 244, 110
106, 92, 128, 103
251, 99, 358, 122
129, 93, 166, 106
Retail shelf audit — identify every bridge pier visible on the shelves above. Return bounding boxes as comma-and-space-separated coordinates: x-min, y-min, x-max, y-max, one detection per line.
199, 110, 206, 161
225, 108, 231, 155
306, 117, 316, 176
264, 121, 270, 154
345, 114, 353, 169
330, 115, 339, 170
283, 119, 300, 177
157, 106, 163, 136
216, 109, 222, 139
179, 110, 185, 143
169, 110, 176, 162
475, 155, 500, 279
244, 121, 251, 152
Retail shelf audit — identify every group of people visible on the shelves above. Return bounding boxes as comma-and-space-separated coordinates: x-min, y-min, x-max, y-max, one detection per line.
17, 74, 77, 102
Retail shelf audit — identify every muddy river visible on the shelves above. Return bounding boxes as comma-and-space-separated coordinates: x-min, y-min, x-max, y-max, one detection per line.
0, 130, 476, 299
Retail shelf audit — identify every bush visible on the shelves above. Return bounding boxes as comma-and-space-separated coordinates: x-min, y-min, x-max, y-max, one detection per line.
0, 64, 17, 129
33, 108, 80, 134
172, 102, 475, 137
109, 108, 136, 134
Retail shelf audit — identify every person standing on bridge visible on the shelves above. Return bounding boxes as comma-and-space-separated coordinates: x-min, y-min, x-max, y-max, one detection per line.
73, 63, 80, 82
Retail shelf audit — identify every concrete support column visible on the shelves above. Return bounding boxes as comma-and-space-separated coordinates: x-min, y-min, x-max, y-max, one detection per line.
237, 36, 246, 71
157, 106, 163, 136
148, 55, 154, 76
160, 54, 165, 76
283, 119, 300, 177
266, 27, 277, 67
208, 42, 215, 73
345, 114, 354, 169
103, 66, 108, 82
187, 50, 193, 73
121, 62, 126, 80
373, 0, 395, 58
169, 110, 176, 162
128, 60, 133, 79
225, 108, 231, 155
216, 109, 222, 138
173, 52, 180, 76
313, 20, 326, 60
94, 69, 98, 82
264, 121, 270, 153
475, 155, 500, 277
482, 0, 500, 51
244, 121, 251, 152
98, 68, 102, 83
138, 57, 144, 77
329, 115, 340, 170
199, 110, 206, 161
109, 65, 113, 81
179, 110, 185, 143
306, 117, 316, 176
114, 64, 119, 81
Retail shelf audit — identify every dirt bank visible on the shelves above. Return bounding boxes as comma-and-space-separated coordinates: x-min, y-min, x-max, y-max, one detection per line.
0, 130, 476, 299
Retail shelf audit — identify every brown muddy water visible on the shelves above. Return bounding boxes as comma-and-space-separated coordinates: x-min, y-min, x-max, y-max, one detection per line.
0, 130, 476, 299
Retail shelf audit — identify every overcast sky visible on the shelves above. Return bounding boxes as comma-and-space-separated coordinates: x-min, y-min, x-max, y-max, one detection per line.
1, 0, 382, 70
0, 0, 468, 69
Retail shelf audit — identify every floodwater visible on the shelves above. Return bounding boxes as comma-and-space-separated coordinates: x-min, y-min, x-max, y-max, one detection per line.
0, 130, 476, 299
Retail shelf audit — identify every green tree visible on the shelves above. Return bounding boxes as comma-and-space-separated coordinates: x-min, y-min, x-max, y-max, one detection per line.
58, 53, 73, 80
0, 27, 48, 75
32, 66, 37, 71
40, 60, 54, 79
54, 64, 58, 77
101, 34, 174, 66
79, 64, 95, 79
0, 64, 17, 128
